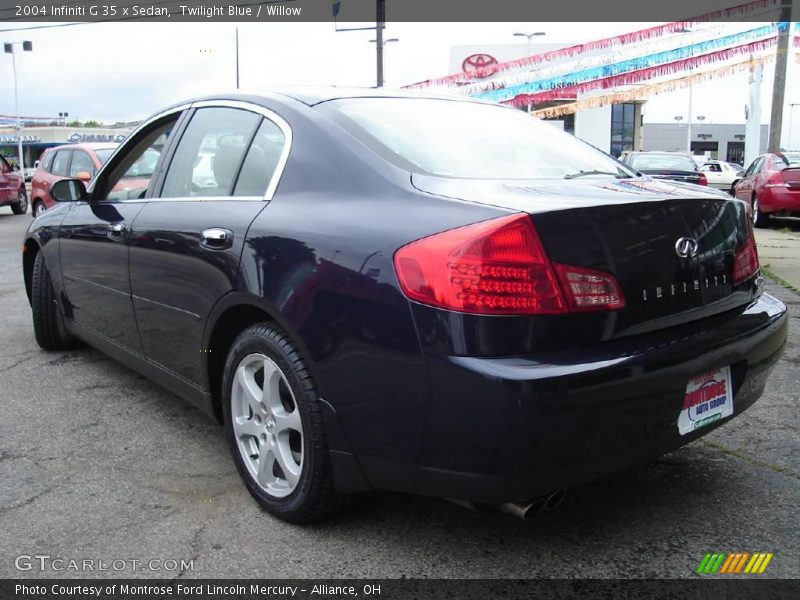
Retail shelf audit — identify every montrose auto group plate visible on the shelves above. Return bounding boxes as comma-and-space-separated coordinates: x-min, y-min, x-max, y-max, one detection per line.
678, 366, 734, 435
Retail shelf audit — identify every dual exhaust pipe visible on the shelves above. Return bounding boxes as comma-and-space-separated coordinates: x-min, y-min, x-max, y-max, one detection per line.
448, 489, 566, 520
498, 489, 566, 520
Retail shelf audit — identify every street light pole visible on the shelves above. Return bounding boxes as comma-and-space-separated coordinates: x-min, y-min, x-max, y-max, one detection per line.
4, 41, 33, 174
513, 32, 545, 114
686, 83, 693, 154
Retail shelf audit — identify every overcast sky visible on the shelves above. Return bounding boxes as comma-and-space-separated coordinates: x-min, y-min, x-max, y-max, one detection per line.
0, 21, 798, 142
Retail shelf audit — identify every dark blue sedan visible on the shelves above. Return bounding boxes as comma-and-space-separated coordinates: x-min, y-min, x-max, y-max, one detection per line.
23, 88, 787, 522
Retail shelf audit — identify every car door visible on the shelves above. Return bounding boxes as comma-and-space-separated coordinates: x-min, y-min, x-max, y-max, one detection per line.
58, 110, 184, 353
127, 102, 290, 386
735, 156, 762, 201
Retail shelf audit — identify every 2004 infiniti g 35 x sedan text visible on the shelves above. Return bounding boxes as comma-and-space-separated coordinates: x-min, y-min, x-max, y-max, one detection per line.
23, 89, 787, 522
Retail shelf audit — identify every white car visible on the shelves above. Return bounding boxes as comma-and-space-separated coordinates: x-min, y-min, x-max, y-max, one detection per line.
699, 160, 745, 194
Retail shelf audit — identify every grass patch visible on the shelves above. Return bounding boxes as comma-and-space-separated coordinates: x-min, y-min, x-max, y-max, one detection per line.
761, 264, 800, 295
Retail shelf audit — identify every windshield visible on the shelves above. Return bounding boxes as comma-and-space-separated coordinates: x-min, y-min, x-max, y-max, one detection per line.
321, 98, 634, 180
628, 154, 697, 171
95, 148, 115, 164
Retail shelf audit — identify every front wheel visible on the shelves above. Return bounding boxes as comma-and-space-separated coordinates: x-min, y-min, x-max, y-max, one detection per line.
222, 323, 347, 523
752, 194, 770, 228
11, 187, 28, 215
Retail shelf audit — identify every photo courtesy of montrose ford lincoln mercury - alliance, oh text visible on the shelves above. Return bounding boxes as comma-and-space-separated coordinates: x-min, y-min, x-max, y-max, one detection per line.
22, 88, 787, 523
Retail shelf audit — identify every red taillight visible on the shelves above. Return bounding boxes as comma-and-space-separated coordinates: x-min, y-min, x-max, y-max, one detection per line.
732, 233, 759, 285
393, 214, 625, 315
698, 172, 708, 186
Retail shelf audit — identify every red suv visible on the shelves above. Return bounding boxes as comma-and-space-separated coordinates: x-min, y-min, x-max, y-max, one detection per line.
734, 152, 800, 227
0, 155, 27, 214
30, 143, 117, 217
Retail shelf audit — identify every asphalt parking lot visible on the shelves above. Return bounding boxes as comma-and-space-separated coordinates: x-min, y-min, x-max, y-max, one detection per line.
0, 206, 798, 580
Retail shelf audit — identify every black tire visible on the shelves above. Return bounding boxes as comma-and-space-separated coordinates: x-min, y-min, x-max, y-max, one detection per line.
32, 200, 46, 218
11, 187, 28, 215
752, 194, 770, 229
31, 251, 77, 350
222, 323, 347, 523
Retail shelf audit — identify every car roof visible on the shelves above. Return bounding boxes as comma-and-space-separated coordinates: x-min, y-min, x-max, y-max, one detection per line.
158, 86, 489, 113
45, 142, 119, 153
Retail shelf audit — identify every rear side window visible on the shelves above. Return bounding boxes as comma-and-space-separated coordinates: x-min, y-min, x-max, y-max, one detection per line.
161, 107, 260, 198
50, 150, 72, 177
234, 119, 285, 197
69, 151, 95, 177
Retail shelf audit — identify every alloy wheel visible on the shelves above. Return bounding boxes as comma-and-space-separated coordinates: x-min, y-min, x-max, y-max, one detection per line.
230, 353, 304, 498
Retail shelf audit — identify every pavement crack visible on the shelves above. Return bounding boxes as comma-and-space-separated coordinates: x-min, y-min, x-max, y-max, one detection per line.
174, 522, 207, 579
700, 439, 800, 481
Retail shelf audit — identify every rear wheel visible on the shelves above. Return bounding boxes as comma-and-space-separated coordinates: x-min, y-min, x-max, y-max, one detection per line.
31, 252, 77, 350
752, 194, 769, 228
32, 200, 46, 217
11, 187, 28, 215
222, 323, 346, 523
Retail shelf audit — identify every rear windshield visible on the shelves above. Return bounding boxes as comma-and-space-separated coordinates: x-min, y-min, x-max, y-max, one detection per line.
320, 97, 634, 180
95, 148, 115, 164
776, 153, 800, 170
628, 154, 697, 171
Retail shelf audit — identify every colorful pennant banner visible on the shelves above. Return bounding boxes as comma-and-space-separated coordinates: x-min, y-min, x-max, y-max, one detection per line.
504, 37, 777, 108
530, 56, 773, 119
404, 0, 781, 90
473, 23, 785, 103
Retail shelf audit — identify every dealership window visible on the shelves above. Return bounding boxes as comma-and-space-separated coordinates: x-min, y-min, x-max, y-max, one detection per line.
610, 103, 635, 158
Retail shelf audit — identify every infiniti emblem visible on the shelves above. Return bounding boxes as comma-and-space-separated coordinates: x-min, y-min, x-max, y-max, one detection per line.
675, 237, 699, 259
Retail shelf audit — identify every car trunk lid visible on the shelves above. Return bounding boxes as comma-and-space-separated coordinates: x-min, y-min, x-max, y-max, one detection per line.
411, 175, 758, 340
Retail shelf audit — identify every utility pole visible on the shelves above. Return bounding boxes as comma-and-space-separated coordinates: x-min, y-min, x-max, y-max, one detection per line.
768, 0, 793, 152
376, 0, 385, 87
235, 27, 240, 89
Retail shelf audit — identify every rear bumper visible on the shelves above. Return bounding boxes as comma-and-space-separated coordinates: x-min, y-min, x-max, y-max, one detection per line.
411, 292, 787, 503
761, 186, 800, 212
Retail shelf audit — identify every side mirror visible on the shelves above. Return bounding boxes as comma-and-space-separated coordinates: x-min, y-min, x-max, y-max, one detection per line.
51, 178, 88, 202
75, 170, 92, 183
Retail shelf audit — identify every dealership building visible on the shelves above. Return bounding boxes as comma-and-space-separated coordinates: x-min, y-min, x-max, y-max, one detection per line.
0, 125, 132, 167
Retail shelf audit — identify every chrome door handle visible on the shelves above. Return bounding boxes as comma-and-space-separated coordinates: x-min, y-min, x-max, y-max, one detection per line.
201, 228, 233, 250
107, 222, 126, 241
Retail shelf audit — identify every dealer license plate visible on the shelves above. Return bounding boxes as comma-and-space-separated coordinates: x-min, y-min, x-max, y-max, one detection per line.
678, 366, 734, 436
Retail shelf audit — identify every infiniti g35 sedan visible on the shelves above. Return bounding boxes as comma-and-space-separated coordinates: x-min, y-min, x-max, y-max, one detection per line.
23, 89, 787, 522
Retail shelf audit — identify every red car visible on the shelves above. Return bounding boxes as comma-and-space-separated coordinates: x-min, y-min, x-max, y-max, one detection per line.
0, 154, 27, 214
30, 143, 117, 217
734, 152, 800, 227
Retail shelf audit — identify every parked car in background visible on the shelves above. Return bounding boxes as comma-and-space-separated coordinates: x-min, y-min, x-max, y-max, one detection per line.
624, 151, 707, 186
0, 154, 27, 214
699, 160, 745, 194
734, 152, 800, 227
30, 143, 117, 217
24, 90, 786, 523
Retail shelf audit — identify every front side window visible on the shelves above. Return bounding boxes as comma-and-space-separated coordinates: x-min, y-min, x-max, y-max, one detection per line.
94, 117, 177, 201
51, 150, 72, 177
69, 151, 95, 177
42, 150, 56, 172
320, 98, 634, 180
161, 107, 261, 198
